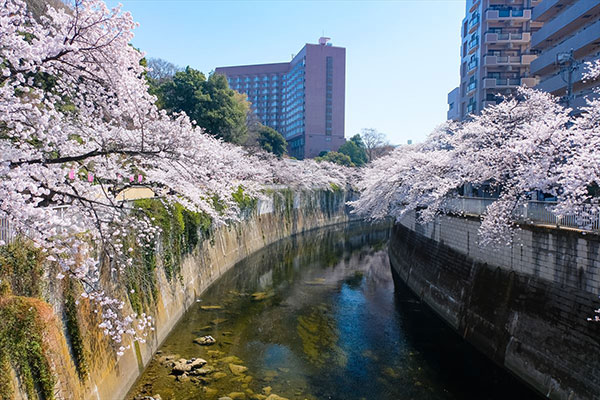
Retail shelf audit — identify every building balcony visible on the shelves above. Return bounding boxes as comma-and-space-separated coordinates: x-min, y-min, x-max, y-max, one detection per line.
483, 77, 537, 89
468, 38, 479, 54
468, 37, 480, 49
530, 19, 600, 76
521, 77, 537, 87
485, 32, 531, 44
484, 55, 521, 66
466, 81, 477, 94
531, 1, 600, 51
521, 54, 537, 65
483, 78, 520, 88
468, 58, 478, 71
469, 0, 480, 13
468, 15, 480, 33
536, 66, 585, 95
483, 54, 537, 66
486, 8, 531, 21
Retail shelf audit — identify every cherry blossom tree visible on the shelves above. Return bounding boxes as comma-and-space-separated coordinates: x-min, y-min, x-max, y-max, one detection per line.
352, 88, 573, 246
451, 88, 572, 245
555, 60, 600, 228
0, 0, 349, 349
350, 122, 461, 223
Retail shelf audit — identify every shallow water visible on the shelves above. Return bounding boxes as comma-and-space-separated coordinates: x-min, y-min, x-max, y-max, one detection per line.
128, 222, 540, 400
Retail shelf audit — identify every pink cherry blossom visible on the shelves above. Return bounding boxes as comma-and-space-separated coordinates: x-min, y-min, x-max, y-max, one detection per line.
0, 0, 351, 348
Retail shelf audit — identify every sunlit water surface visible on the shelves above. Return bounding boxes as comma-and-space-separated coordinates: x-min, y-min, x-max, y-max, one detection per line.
128, 222, 540, 400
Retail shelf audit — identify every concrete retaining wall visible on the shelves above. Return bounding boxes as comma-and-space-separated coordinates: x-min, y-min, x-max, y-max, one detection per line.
38, 189, 352, 400
389, 211, 600, 400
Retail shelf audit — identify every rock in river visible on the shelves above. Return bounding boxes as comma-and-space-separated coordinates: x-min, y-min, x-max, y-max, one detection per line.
229, 363, 248, 375
265, 395, 288, 400
171, 358, 207, 375
200, 305, 223, 310
194, 335, 217, 346
189, 365, 214, 376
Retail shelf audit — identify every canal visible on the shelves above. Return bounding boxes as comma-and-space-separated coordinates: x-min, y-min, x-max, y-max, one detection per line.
128, 222, 540, 400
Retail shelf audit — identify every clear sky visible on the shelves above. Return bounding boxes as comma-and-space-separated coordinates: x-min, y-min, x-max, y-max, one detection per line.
107, 0, 465, 145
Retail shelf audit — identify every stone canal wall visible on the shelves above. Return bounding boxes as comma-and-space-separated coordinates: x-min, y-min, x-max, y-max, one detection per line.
99, 189, 354, 400
389, 211, 600, 400
10, 189, 353, 400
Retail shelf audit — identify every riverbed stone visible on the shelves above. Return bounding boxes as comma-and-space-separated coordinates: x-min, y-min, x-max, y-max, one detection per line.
221, 355, 244, 364
158, 354, 179, 365
218, 397, 233, 400
172, 358, 207, 374
228, 392, 246, 399
213, 371, 227, 380
262, 387, 272, 395
190, 365, 214, 376
230, 376, 246, 384
208, 350, 224, 358
193, 376, 213, 386
265, 395, 288, 400
194, 335, 217, 346
200, 305, 223, 310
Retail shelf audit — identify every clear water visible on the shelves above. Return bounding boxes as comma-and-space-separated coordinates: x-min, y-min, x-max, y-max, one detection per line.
128, 222, 540, 400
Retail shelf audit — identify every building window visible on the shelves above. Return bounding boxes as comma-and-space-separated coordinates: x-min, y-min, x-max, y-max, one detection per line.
325, 56, 333, 136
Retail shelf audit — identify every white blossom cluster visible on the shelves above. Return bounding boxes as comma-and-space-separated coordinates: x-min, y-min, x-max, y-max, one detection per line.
0, 0, 350, 349
352, 70, 600, 248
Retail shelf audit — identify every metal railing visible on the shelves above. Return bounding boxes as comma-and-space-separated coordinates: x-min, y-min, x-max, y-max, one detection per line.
468, 15, 480, 29
0, 205, 73, 245
444, 197, 600, 233
467, 81, 477, 92
468, 58, 478, 70
468, 37, 479, 50
0, 217, 12, 245
493, 78, 521, 86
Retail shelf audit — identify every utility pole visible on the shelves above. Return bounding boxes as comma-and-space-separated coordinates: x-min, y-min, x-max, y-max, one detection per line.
557, 49, 577, 108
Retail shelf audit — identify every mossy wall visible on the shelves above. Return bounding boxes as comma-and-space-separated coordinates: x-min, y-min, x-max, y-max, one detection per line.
390, 211, 600, 400
0, 188, 353, 400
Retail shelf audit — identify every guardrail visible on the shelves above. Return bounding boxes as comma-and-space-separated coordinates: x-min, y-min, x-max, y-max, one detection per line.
444, 197, 600, 232
0, 217, 12, 245
0, 205, 72, 245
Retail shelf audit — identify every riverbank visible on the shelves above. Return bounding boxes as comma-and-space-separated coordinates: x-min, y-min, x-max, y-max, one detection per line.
2, 189, 354, 400
389, 211, 600, 400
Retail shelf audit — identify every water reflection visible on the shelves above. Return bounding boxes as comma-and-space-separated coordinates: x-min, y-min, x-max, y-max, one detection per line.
128, 222, 540, 400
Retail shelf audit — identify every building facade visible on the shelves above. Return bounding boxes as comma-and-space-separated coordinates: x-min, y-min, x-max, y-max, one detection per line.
530, 0, 600, 112
447, 87, 460, 120
448, 0, 542, 120
215, 38, 346, 159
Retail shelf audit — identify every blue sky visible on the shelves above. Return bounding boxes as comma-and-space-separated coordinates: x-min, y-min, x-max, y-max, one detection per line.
108, 0, 465, 145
